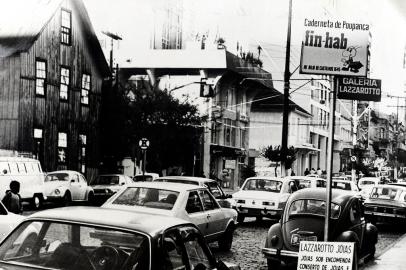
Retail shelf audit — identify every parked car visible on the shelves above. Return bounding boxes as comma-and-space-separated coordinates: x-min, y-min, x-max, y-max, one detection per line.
332, 179, 359, 192
232, 177, 299, 223
154, 176, 235, 208
133, 172, 159, 182
358, 177, 381, 200
358, 177, 381, 190
0, 206, 239, 270
89, 174, 134, 204
262, 188, 378, 270
102, 181, 238, 250
285, 176, 326, 190
0, 157, 45, 209
43, 170, 94, 206
364, 183, 406, 224
0, 201, 24, 241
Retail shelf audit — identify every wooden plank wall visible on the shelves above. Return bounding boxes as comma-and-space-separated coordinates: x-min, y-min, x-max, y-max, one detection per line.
11, 0, 105, 177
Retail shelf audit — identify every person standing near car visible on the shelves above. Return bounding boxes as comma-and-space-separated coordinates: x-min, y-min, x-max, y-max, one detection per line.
2, 180, 23, 214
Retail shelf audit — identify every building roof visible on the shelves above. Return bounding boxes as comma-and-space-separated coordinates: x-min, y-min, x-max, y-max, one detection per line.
0, 0, 110, 77
27, 206, 190, 236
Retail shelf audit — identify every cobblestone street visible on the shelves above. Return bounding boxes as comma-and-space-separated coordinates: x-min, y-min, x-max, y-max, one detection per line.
211, 218, 406, 270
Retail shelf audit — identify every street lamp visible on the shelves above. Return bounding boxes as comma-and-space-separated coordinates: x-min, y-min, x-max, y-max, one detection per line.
139, 138, 150, 181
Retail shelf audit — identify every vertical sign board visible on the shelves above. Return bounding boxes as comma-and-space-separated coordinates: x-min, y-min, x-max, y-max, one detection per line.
297, 241, 354, 270
300, 19, 370, 76
336, 77, 381, 102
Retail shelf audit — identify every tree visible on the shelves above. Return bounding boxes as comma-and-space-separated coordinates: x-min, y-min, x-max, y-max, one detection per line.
100, 77, 207, 175
261, 145, 297, 176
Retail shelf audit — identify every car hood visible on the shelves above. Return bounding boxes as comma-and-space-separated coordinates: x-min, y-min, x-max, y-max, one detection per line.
282, 216, 326, 252
232, 190, 282, 200
44, 181, 68, 193
91, 184, 123, 192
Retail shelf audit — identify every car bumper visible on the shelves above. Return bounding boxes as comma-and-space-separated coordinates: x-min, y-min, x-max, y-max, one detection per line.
44, 195, 64, 202
262, 247, 298, 258
236, 206, 282, 217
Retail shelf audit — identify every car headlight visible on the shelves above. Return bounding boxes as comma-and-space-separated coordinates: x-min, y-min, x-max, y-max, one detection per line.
54, 189, 60, 196
291, 234, 300, 245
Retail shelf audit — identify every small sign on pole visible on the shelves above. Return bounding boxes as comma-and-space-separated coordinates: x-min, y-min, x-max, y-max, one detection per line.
297, 241, 354, 270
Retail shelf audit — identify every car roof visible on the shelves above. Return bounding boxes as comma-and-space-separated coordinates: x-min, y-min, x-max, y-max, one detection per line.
360, 177, 380, 181
155, 176, 216, 184
124, 181, 205, 192
288, 188, 355, 205
46, 170, 81, 175
26, 207, 191, 236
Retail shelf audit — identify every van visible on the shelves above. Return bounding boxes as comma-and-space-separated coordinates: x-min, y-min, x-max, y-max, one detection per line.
0, 157, 45, 209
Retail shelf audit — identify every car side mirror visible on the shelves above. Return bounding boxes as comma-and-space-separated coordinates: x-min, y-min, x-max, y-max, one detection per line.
70, 179, 75, 183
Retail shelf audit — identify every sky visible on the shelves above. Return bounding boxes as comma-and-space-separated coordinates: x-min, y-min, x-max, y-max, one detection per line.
79, 0, 406, 119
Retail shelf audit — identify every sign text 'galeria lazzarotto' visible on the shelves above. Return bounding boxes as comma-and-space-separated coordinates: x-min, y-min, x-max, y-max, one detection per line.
335, 77, 381, 102
300, 18, 370, 77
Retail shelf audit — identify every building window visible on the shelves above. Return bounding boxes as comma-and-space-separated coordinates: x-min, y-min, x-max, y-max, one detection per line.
240, 128, 246, 148
60, 67, 70, 101
224, 119, 236, 147
211, 122, 220, 144
35, 60, 46, 96
79, 134, 86, 173
61, 9, 72, 45
380, 128, 385, 139
81, 74, 91, 105
33, 128, 43, 139
58, 132, 67, 164
33, 128, 43, 161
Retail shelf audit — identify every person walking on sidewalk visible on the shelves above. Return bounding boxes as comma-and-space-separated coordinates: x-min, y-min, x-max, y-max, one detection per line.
2, 180, 23, 214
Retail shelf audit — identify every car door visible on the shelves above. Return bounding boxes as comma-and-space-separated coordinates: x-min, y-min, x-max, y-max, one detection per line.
347, 198, 365, 248
69, 173, 81, 200
198, 189, 226, 242
185, 191, 209, 237
77, 174, 88, 200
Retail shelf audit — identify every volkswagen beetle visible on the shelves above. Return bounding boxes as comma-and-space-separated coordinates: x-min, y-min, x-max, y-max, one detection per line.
262, 188, 378, 270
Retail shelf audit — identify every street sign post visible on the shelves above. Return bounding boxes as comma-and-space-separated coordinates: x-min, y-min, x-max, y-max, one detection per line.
138, 138, 150, 181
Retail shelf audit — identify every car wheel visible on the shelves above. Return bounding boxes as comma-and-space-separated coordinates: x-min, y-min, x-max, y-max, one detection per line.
237, 214, 245, 223
267, 258, 281, 270
31, 195, 42, 210
63, 192, 71, 207
218, 225, 234, 251
87, 192, 95, 206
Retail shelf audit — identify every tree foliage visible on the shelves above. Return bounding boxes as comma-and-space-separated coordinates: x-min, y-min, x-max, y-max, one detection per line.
100, 78, 207, 174
261, 145, 297, 176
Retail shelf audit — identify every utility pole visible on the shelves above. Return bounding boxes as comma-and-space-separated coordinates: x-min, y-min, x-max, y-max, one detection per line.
281, 0, 292, 176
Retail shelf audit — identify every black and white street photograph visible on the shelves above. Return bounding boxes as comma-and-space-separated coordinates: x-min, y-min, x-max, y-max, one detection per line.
1, 0, 406, 269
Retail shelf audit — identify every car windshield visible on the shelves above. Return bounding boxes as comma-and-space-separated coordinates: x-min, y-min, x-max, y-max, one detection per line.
288, 199, 341, 219
111, 187, 179, 210
332, 181, 352, 190
0, 220, 149, 269
242, 179, 282, 193
90, 175, 119, 185
370, 186, 402, 200
45, 173, 69, 182
360, 180, 376, 186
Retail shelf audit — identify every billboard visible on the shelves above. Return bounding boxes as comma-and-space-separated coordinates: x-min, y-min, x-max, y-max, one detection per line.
336, 77, 381, 101
300, 19, 370, 76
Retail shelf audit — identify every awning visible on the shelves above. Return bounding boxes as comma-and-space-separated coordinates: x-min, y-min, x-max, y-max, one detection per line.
295, 144, 320, 152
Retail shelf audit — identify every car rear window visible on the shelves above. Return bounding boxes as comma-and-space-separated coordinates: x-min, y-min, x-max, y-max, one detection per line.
45, 173, 69, 182
288, 199, 341, 219
360, 180, 376, 186
242, 179, 282, 192
370, 187, 401, 200
112, 187, 179, 210
332, 181, 351, 190
133, 175, 154, 182
156, 178, 198, 186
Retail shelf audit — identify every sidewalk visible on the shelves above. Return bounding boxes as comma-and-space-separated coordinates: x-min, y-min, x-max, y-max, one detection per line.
364, 233, 406, 270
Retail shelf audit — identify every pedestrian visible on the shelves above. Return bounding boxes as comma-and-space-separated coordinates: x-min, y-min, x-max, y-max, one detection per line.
291, 170, 296, 176
317, 167, 322, 176
304, 168, 310, 176
310, 168, 316, 174
2, 180, 23, 214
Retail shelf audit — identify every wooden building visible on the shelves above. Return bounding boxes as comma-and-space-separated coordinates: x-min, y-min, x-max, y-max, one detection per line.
0, 0, 110, 180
